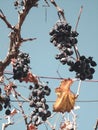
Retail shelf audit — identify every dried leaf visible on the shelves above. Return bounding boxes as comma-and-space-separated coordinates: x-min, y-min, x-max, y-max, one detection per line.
20, 72, 38, 83
53, 79, 77, 113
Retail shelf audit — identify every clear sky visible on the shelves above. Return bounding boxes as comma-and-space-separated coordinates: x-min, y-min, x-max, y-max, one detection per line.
0, 0, 98, 130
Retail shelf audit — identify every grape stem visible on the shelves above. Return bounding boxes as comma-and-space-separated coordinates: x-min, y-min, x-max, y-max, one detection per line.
50, 0, 67, 23
73, 6, 83, 60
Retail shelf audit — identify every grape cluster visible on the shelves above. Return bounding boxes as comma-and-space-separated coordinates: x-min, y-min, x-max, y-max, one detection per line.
13, 51, 30, 80
49, 21, 78, 65
28, 83, 51, 126
49, 22, 97, 80
0, 95, 11, 115
68, 56, 97, 80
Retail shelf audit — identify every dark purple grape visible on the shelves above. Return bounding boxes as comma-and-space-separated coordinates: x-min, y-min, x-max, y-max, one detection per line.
42, 114, 47, 121
49, 29, 58, 36
29, 85, 33, 90
71, 38, 78, 45
33, 97, 38, 103
44, 104, 49, 110
39, 111, 44, 117
85, 58, 90, 63
90, 61, 97, 67
80, 55, 86, 61
37, 90, 44, 97
33, 108, 39, 113
34, 84, 39, 89
75, 61, 81, 66
55, 53, 65, 60
21, 1, 24, 6
90, 68, 95, 74
46, 111, 51, 117
28, 94, 32, 100
41, 98, 46, 103
44, 85, 49, 90
67, 60, 74, 66
80, 73, 86, 80
57, 44, 63, 49
70, 128, 74, 130
60, 58, 67, 65
71, 31, 79, 37
65, 48, 73, 56
32, 90, 37, 97
65, 43, 72, 48
38, 107, 43, 112
5, 109, 11, 115
87, 74, 93, 80
29, 100, 35, 107
38, 108, 44, 117
14, 1, 18, 6
88, 56, 93, 61
65, 24, 72, 32
69, 66, 74, 72
44, 88, 51, 96
36, 102, 43, 107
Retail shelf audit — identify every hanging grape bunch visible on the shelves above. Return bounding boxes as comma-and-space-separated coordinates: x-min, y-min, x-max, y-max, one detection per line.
70, 56, 97, 80
49, 21, 97, 80
49, 21, 78, 65
28, 83, 51, 127
12, 51, 30, 80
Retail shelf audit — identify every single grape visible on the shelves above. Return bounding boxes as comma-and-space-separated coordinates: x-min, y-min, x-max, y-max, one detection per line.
29, 100, 35, 107
5, 109, 11, 115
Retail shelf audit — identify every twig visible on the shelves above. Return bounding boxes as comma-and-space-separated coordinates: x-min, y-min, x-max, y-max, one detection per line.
44, 0, 50, 7
21, 37, 37, 42
50, 0, 66, 22
2, 122, 14, 130
13, 88, 28, 129
17, 0, 39, 29
75, 5, 83, 31
0, 9, 13, 29
73, 6, 83, 60
76, 80, 82, 97
71, 110, 77, 130
13, 89, 30, 102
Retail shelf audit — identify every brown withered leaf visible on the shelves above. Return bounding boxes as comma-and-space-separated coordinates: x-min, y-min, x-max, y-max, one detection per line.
53, 79, 77, 113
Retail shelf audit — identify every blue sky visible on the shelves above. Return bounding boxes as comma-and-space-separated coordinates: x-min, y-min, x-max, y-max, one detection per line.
0, 0, 98, 130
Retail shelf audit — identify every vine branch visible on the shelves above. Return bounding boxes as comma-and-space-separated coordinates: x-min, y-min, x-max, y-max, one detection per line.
0, 0, 38, 77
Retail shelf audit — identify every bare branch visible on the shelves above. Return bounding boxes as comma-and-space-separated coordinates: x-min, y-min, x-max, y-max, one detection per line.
73, 6, 83, 60
2, 122, 14, 130
0, 9, 13, 29
13, 88, 28, 129
44, 0, 50, 7
16, 0, 39, 29
21, 37, 37, 42
50, 0, 66, 22
75, 5, 83, 31
0, 1, 39, 78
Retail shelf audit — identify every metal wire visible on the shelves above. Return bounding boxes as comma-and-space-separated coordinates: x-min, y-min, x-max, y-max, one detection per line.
10, 99, 98, 103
